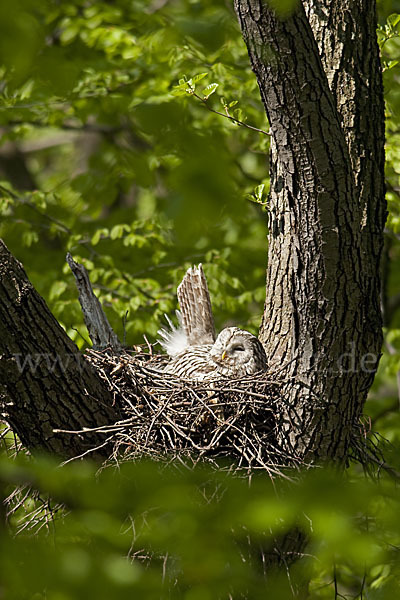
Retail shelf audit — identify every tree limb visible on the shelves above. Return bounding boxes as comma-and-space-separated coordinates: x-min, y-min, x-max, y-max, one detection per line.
0, 240, 120, 459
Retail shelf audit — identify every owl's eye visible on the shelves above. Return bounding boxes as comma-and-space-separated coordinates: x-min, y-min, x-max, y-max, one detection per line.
231, 344, 245, 352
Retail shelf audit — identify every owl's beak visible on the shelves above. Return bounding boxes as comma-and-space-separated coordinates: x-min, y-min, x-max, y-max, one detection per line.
221, 350, 227, 360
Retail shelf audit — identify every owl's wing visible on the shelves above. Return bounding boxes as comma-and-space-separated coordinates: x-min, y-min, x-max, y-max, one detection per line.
177, 264, 216, 346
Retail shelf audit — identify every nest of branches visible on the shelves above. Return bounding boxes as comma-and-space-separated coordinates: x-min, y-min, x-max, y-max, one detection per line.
2, 346, 288, 534
2, 348, 388, 535
81, 348, 288, 478
2, 347, 291, 535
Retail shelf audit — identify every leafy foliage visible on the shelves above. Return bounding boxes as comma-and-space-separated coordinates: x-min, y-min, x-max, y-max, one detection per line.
2, 454, 400, 599
0, 0, 269, 347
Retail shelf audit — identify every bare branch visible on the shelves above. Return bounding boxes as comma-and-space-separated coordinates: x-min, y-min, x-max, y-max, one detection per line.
66, 253, 121, 351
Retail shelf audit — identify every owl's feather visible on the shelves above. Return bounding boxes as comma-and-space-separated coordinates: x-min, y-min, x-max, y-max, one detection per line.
157, 311, 188, 356
177, 264, 216, 346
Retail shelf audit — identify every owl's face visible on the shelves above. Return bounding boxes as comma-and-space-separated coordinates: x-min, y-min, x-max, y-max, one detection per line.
209, 327, 267, 377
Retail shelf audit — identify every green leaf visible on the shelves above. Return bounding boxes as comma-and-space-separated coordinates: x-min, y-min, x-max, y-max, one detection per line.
171, 78, 195, 96
387, 13, 400, 29
30, 190, 47, 211
19, 78, 34, 100
49, 280, 67, 301
203, 83, 218, 99
91, 228, 109, 246
171, 86, 189, 97
22, 230, 39, 247
110, 224, 130, 240
60, 23, 79, 45
192, 72, 208, 84
233, 108, 244, 122
254, 184, 265, 202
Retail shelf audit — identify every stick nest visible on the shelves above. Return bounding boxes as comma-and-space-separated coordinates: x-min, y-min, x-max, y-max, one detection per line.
3, 349, 387, 535
84, 348, 287, 477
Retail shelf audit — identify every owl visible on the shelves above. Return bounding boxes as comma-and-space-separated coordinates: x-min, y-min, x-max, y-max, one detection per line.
158, 265, 267, 381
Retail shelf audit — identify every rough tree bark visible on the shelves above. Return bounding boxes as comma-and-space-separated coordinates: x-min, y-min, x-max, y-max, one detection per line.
0, 241, 120, 459
234, 0, 385, 462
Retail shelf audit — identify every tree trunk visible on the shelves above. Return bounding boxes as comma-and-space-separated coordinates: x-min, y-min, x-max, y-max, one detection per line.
0, 241, 120, 459
304, 0, 386, 346
234, 0, 385, 461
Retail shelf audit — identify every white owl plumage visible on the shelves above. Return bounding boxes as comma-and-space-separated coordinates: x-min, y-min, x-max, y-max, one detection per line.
158, 265, 267, 380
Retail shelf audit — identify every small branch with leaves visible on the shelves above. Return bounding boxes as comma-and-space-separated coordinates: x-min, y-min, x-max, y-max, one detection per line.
171, 73, 270, 137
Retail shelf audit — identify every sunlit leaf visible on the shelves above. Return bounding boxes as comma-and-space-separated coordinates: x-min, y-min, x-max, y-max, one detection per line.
203, 82, 218, 98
